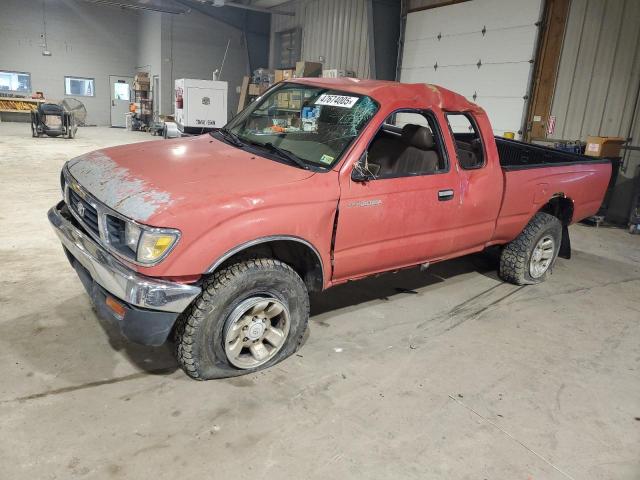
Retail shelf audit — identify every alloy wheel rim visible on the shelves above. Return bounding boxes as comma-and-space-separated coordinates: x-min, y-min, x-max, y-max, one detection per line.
529, 235, 555, 278
223, 296, 290, 369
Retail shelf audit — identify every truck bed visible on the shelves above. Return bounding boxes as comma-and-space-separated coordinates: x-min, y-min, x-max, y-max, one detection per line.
491, 137, 612, 244
495, 137, 609, 170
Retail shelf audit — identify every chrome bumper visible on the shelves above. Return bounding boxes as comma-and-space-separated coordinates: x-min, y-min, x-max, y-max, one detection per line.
48, 202, 201, 313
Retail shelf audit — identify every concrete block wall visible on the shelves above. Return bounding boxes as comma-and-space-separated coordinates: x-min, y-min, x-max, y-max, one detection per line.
0, 0, 138, 126
0, 0, 249, 126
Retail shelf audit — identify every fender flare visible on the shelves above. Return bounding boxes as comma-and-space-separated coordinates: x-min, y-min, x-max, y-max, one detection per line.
205, 235, 325, 279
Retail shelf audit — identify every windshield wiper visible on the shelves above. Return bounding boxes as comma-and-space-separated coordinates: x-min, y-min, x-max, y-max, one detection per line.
262, 142, 310, 170
217, 128, 245, 147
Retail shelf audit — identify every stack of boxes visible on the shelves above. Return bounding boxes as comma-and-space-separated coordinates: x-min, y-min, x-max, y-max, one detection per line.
239, 61, 357, 112
133, 72, 150, 92
273, 61, 323, 84
133, 72, 151, 125
275, 90, 304, 110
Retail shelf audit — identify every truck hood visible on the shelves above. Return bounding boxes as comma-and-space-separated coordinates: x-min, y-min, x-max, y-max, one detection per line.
66, 134, 315, 224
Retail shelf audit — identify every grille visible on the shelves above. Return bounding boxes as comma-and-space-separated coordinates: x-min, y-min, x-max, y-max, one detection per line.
105, 214, 125, 244
68, 188, 100, 235
104, 214, 136, 259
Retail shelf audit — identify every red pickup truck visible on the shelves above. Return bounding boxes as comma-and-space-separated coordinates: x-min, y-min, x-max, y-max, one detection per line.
49, 78, 611, 379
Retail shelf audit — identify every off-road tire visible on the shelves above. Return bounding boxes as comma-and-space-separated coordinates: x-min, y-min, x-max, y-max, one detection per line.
174, 258, 309, 380
499, 212, 562, 285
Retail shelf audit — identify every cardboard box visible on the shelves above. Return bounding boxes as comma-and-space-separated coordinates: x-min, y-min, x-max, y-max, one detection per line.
248, 83, 268, 96
133, 82, 149, 91
276, 92, 290, 109
134, 72, 150, 82
585, 136, 625, 158
275, 69, 294, 83
289, 91, 302, 110
322, 69, 356, 78
295, 61, 322, 78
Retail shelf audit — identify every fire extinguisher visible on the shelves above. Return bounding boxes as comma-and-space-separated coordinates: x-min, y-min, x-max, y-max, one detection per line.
175, 87, 183, 109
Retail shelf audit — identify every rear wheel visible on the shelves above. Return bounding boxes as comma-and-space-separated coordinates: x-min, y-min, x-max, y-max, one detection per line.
499, 212, 562, 285
174, 258, 309, 380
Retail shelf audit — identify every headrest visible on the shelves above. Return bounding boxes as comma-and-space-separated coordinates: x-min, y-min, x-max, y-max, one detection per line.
402, 124, 435, 150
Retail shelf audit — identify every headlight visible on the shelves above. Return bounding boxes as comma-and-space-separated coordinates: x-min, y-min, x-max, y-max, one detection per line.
137, 230, 179, 263
124, 222, 141, 252
104, 214, 180, 265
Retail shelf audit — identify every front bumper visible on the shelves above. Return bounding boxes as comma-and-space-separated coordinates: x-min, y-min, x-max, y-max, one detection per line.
48, 201, 201, 345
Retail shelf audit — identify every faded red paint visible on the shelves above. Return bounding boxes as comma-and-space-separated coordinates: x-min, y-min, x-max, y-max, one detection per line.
75, 78, 611, 288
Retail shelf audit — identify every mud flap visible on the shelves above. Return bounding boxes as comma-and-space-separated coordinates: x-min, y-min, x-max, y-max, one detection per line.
559, 225, 571, 259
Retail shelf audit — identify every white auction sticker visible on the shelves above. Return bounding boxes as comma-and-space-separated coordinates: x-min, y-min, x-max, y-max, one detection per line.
315, 94, 359, 108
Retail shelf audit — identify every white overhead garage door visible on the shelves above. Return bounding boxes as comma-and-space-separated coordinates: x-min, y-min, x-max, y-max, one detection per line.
400, 0, 543, 138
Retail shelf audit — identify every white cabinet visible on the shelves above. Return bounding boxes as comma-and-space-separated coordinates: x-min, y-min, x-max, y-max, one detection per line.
174, 79, 228, 133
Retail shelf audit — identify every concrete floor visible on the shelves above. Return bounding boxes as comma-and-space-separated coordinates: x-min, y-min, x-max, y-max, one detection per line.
0, 121, 639, 479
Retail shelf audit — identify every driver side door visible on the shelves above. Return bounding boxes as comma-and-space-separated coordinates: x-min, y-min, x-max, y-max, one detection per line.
332, 110, 461, 282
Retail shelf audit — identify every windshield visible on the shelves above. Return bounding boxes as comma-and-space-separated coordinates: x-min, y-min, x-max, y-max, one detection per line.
222, 83, 379, 169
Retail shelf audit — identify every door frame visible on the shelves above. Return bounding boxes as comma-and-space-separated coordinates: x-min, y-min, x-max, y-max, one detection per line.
332, 108, 460, 281
109, 75, 133, 128
152, 74, 160, 123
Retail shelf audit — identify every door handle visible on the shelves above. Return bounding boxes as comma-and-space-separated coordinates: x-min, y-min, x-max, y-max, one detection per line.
112, 100, 115, 107
438, 189, 454, 201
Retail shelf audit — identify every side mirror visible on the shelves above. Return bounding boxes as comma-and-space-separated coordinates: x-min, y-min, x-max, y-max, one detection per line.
351, 167, 373, 182
351, 152, 378, 182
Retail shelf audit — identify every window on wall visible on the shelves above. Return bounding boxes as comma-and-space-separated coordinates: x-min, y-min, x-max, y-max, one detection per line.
276, 28, 301, 68
0, 70, 31, 93
64, 76, 95, 97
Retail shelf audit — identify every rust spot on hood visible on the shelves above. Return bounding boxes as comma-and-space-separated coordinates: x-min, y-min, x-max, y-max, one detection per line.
67, 150, 174, 222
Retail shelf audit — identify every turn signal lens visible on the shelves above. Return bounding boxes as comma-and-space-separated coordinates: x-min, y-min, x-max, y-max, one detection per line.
106, 296, 126, 319
137, 232, 178, 263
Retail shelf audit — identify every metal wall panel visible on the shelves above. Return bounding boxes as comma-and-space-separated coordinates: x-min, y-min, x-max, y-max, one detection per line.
549, 0, 640, 223
550, 0, 640, 140
269, 0, 372, 78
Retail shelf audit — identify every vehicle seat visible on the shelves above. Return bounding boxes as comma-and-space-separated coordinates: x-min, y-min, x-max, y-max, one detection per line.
368, 124, 440, 177
367, 127, 405, 175
455, 138, 483, 168
395, 124, 439, 174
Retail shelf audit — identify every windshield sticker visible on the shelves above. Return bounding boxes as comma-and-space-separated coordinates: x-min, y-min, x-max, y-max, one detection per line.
315, 94, 359, 109
319, 154, 335, 164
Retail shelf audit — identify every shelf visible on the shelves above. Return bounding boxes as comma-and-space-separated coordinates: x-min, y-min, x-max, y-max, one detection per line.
0, 97, 44, 103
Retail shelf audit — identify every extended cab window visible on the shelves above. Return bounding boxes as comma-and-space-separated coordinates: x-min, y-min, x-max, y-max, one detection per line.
445, 113, 485, 169
359, 111, 447, 179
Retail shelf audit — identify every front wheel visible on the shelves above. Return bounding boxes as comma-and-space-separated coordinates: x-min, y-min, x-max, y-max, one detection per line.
499, 212, 562, 285
174, 258, 309, 380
